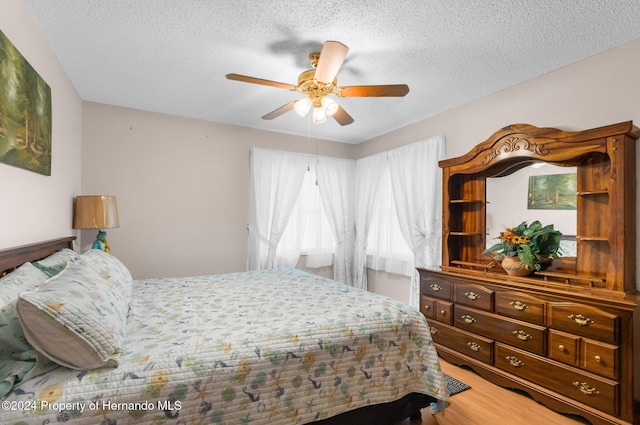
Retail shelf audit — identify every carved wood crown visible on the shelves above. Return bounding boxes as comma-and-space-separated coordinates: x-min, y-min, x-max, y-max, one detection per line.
482, 135, 550, 165
439, 121, 638, 176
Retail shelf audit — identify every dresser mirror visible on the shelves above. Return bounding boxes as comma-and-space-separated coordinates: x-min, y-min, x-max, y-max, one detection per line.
485, 163, 577, 255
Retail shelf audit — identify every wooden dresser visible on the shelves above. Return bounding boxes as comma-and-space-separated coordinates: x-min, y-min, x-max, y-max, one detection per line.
420, 122, 640, 425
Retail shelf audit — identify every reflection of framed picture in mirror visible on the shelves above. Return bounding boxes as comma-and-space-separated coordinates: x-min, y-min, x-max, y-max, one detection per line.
527, 173, 577, 210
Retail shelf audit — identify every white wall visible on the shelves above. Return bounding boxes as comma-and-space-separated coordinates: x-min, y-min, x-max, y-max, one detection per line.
359, 38, 640, 296
358, 38, 640, 159
81, 102, 355, 279
0, 0, 82, 249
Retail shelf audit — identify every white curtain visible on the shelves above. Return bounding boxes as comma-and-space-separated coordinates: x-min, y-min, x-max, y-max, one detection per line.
279, 165, 335, 268
366, 169, 415, 276
353, 152, 388, 290
316, 156, 356, 285
247, 148, 308, 270
247, 137, 444, 303
388, 135, 445, 308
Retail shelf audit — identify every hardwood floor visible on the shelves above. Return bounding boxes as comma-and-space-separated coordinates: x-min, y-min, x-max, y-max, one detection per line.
394, 358, 590, 425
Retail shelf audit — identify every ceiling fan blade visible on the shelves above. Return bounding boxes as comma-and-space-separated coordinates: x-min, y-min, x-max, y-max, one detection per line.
226, 73, 296, 90
339, 84, 409, 97
332, 105, 354, 126
314, 41, 349, 84
261, 101, 296, 120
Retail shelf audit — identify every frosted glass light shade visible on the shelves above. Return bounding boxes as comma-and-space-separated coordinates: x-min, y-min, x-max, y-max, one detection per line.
294, 98, 312, 116
321, 97, 338, 116
312, 106, 327, 123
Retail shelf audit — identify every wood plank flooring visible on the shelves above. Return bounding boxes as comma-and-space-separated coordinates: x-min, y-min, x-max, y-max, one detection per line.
394, 358, 590, 425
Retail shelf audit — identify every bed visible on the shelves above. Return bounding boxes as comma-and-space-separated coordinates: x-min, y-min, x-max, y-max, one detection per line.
0, 237, 448, 425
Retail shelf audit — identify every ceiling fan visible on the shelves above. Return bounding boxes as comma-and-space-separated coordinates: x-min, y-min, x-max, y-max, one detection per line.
226, 41, 409, 126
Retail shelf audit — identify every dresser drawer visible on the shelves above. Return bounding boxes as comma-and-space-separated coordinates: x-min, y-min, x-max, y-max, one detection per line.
549, 330, 580, 366
453, 283, 494, 311
421, 296, 437, 320
582, 339, 618, 380
454, 306, 546, 356
429, 321, 493, 364
421, 296, 453, 325
420, 273, 452, 300
548, 302, 619, 344
495, 291, 546, 326
495, 343, 619, 416
435, 300, 453, 325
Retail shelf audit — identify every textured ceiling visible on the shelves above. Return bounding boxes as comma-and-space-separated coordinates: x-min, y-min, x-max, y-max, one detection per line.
22, 0, 640, 144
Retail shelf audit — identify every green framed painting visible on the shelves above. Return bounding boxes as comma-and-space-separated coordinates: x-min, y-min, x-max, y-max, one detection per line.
0, 29, 52, 176
528, 173, 577, 210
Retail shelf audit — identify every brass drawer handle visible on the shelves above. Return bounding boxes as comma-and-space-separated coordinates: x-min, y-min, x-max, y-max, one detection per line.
430, 284, 442, 291
568, 314, 594, 326
505, 356, 523, 367
461, 315, 476, 324
573, 381, 600, 395
423, 305, 430, 310
429, 326, 439, 335
594, 355, 601, 363
467, 342, 482, 352
509, 301, 528, 311
440, 310, 447, 316
512, 330, 532, 341
464, 291, 479, 300
558, 344, 565, 352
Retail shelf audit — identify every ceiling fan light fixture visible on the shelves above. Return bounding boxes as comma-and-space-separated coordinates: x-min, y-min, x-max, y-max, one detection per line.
312, 106, 327, 123
294, 98, 312, 117
226, 40, 409, 127
321, 97, 338, 116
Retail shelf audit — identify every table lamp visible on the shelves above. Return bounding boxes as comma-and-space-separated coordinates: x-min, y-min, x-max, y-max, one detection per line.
73, 195, 119, 253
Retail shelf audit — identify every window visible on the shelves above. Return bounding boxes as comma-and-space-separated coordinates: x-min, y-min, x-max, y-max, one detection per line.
366, 169, 414, 276
278, 165, 335, 267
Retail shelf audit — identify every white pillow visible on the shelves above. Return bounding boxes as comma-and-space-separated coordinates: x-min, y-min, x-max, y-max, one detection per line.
32, 248, 79, 277
0, 262, 49, 355
17, 261, 128, 370
0, 263, 57, 397
79, 249, 133, 302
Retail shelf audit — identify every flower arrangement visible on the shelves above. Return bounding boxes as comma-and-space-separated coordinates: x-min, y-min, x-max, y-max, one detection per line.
483, 220, 563, 272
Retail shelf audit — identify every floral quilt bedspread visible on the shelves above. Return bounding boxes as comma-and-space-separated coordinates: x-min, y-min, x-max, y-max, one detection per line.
2, 268, 448, 424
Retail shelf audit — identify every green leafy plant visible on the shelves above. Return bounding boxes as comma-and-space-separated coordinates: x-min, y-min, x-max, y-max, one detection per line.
483, 220, 563, 271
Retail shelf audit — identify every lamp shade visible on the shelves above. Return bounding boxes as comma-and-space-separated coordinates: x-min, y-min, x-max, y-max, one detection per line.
73, 196, 120, 229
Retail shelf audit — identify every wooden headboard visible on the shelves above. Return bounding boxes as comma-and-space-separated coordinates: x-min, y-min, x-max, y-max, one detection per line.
0, 236, 76, 277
